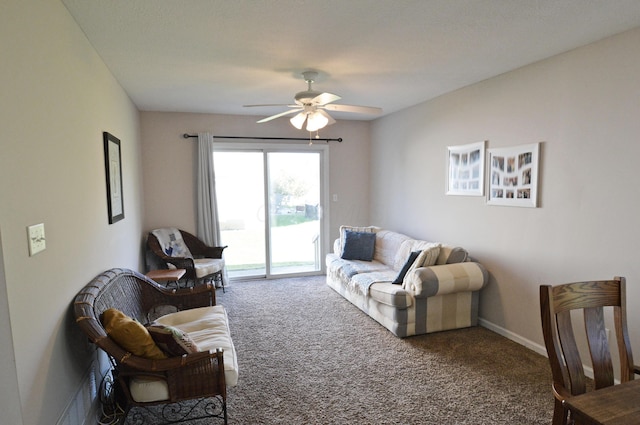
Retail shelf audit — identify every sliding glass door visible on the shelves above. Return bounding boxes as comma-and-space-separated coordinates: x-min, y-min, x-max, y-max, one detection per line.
214, 151, 267, 277
214, 146, 326, 279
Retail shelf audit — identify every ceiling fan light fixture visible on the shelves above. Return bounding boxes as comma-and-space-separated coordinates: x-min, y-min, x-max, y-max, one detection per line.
290, 112, 307, 129
247, 69, 381, 130
305, 111, 329, 132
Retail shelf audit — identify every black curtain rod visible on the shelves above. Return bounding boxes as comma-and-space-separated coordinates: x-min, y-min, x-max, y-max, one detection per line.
182, 133, 342, 143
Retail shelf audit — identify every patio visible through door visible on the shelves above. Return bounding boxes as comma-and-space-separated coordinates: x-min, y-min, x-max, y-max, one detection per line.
213, 148, 324, 279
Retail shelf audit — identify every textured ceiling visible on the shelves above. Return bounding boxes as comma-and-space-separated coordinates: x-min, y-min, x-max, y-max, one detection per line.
62, 0, 640, 121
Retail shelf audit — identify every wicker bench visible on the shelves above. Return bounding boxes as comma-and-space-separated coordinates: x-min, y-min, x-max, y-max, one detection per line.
74, 268, 237, 424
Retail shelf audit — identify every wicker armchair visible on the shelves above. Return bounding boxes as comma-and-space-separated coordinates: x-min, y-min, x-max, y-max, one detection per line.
146, 228, 228, 289
74, 268, 229, 424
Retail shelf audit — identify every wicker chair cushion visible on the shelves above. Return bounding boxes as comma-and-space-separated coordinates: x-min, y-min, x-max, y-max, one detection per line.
151, 227, 192, 258
130, 376, 169, 403
194, 258, 225, 278
102, 308, 167, 360
129, 305, 238, 403
156, 305, 239, 386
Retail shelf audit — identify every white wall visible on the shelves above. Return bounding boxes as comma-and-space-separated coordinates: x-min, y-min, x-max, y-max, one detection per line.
4, 2, 638, 423
140, 112, 371, 244
370, 27, 640, 354
0, 1, 144, 424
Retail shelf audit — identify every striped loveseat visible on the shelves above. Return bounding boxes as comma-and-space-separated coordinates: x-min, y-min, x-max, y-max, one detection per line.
326, 226, 488, 337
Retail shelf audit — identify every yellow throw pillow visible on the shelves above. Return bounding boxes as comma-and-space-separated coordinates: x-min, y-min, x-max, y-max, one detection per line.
102, 308, 167, 360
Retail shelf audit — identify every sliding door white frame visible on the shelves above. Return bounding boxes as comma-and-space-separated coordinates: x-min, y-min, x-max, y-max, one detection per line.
213, 142, 330, 279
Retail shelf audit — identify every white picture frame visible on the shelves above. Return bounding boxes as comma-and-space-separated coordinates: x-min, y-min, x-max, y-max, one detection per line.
487, 142, 540, 208
446, 141, 485, 196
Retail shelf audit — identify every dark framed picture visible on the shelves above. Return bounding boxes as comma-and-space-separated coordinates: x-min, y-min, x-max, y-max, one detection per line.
103, 132, 124, 223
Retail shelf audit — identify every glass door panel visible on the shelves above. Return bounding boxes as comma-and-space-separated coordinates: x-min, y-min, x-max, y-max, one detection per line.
214, 151, 266, 278
214, 148, 324, 279
267, 152, 321, 275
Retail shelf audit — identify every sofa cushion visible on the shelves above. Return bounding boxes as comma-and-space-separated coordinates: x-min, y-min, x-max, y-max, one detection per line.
101, 308, 167, 360
327, 255, 388, 277
375, 230, 412, 266
147, 324, 200, 356
392, 251, 421, 284
349, 270, 396, 296
369, 282, 413, 309
341, 230, 376, 261
326, 254, 389, 291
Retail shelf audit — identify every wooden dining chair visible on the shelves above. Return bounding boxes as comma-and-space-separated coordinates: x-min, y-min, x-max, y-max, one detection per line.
540, 277, 640, 425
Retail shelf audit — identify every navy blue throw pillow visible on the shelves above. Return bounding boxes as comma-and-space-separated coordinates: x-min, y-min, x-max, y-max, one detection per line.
341, 230, 376, 261
392, 251, 421, 284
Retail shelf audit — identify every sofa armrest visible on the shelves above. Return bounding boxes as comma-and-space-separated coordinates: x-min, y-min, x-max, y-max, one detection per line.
333, 238, 341, 255
404, 262, 488, 298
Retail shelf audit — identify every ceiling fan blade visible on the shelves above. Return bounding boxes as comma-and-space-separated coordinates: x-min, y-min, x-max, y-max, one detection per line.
256, 108, 302, 123
316, 109, 336, 126
244, 103, 298, 108
312, 92, 341, 106
322, 104, 382, 115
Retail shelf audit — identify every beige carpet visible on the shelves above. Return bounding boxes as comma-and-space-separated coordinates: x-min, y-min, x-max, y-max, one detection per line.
127, 274, 555, 424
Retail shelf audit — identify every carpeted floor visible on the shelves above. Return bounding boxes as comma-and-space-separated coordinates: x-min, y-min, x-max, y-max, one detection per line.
127, 275, 555, 424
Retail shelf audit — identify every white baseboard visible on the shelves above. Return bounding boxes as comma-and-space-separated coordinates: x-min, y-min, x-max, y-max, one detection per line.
479, 318, 598, 380
56, 352, 111, 425
479, 318, 548, 357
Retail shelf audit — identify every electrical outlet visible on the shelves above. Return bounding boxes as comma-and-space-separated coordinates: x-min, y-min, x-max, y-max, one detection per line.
27, 223, 46, 256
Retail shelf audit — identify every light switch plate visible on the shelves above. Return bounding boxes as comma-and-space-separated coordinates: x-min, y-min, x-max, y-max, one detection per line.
28, 223, 46, 256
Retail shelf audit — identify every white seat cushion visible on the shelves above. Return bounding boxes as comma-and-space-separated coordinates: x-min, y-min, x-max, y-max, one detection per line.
155, 306, 238, 386
130, 376, 169, 403
129, 305, 237, 403
194, 258, 224, 278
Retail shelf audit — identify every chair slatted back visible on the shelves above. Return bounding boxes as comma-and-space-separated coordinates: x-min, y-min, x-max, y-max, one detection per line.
540, 277, 635, 398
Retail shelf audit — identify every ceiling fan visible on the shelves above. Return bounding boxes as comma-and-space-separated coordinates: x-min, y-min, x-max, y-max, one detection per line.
244, 71, 382, 132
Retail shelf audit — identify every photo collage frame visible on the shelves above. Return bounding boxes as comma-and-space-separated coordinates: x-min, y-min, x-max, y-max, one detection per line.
447, 141, 540, 208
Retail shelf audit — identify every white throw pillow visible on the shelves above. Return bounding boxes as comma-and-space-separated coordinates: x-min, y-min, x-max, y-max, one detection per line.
414, 244, 441, 267
402, 244, 441, 286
